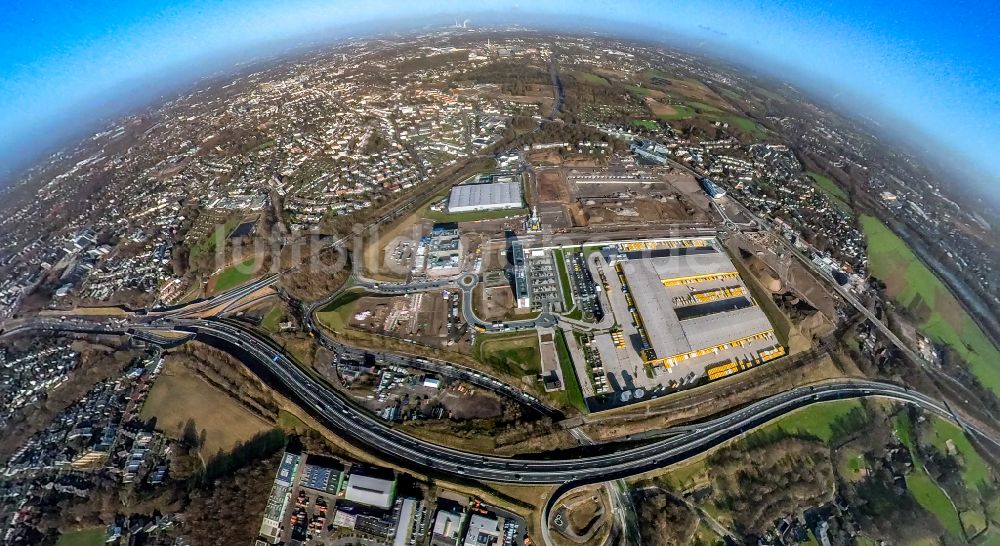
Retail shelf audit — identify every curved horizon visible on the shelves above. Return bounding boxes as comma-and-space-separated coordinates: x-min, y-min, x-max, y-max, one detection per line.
2, 1, 998, 193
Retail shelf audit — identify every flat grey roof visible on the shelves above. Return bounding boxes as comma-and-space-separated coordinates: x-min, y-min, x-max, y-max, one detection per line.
681, 306, 774, 350
448, 182, 521, 209
621, 250, 774, 360
647, 250, 736, 280
345, 474, 394, 509
621, 259, 689, 358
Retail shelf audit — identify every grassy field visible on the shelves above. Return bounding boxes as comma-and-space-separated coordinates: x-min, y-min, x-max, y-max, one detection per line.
474, 332, 541, 377
656, 104, 696, 121
315, 291, 364, 332
213, 257, 260, 292
907, 468, 964, 538
56, 528, 106, 546
631, 119, 658, 130
140, 361, 270, 457
650, 457, 709, 491
758, 399, 866, 443
722, 114, 765, 135
925, 418, 992, 488
649, 100, 764, 137
277, 409, 313, 434
188, 217, 240, 264
676, 100, 766, 137
261, 306, 284, 332
579, 72, 610, 86
807, 172, 851, 212
554, 329, 587, 413
894, 413, 916, 449
894, 413, 976, 541
861, 215, 1000, 396
837, 446, 868, 482
626, 84, 653, 97
551, 249, 575, 311
807, 172, 848, 201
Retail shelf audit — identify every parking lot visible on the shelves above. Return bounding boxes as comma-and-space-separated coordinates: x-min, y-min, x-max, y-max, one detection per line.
562, 250, 604, 321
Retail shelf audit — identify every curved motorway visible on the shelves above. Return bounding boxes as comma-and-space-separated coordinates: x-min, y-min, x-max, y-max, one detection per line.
169, 317, 969, 484
10, 315, 995, 486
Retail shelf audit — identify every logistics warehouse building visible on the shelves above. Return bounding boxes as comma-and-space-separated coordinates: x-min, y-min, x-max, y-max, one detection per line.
447, 181, 523, 213
594, 239, 786, 395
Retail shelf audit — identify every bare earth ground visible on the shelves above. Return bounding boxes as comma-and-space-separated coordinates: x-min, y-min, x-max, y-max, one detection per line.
476, 284, 515, 321
536, 169, 572, 204
644, 97, 678, 116
362, 213, 431, 281
655, 77, 732, 110
140, 357, 270, 457
725, 235, 840, 320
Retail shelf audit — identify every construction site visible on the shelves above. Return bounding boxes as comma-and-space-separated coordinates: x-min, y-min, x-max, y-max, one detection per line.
347, 292, 467, 350
527, 159, 712, 231
589, 238, 784, 401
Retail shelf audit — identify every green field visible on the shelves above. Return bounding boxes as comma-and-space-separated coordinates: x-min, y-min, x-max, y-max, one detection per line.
315, 291, 364, 331
907, 467, 964, 538
631, 119, 659, 130
720, 114, 766, 135
579, 72, 610, 86
188, 216, 240, 264
261, 306, 283, 332
758, 399, 866, 443
554, 328, 587, 413
925, 418, 992, 488
657, 457, 709, 490
651, 100, 764, 137
474, 332, 541, 377
960, 509, 988, 537
551, 249, 575, 312
839, 448, 867, 480
894, 413, 978, 541
861, 215, 1000, 396
277, 409, 313, 434
807, 172, 848, 201
214, 257, 260, 292
56, 528, 106, 546
895, 413, 915, 449
626, 84, 653, 97
656, 104, 697, 121
674, 101, 766, 137
685, 100, 723, 113
807, 172, 851, 211
854, 536, 877, 546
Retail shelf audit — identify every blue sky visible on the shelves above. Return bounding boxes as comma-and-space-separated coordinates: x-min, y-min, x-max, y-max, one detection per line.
1, 0, 998, 185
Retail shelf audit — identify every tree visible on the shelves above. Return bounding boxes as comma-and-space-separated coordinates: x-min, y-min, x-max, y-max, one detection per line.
182, 418, 200, 448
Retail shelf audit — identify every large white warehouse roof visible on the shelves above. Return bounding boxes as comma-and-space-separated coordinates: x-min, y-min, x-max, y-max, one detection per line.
447, 182, 522, 213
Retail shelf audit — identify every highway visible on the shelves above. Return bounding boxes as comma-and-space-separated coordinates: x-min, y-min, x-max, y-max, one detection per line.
9, 314, 1000, 490
125, 318, 979, 484
305, 319, 564, 420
